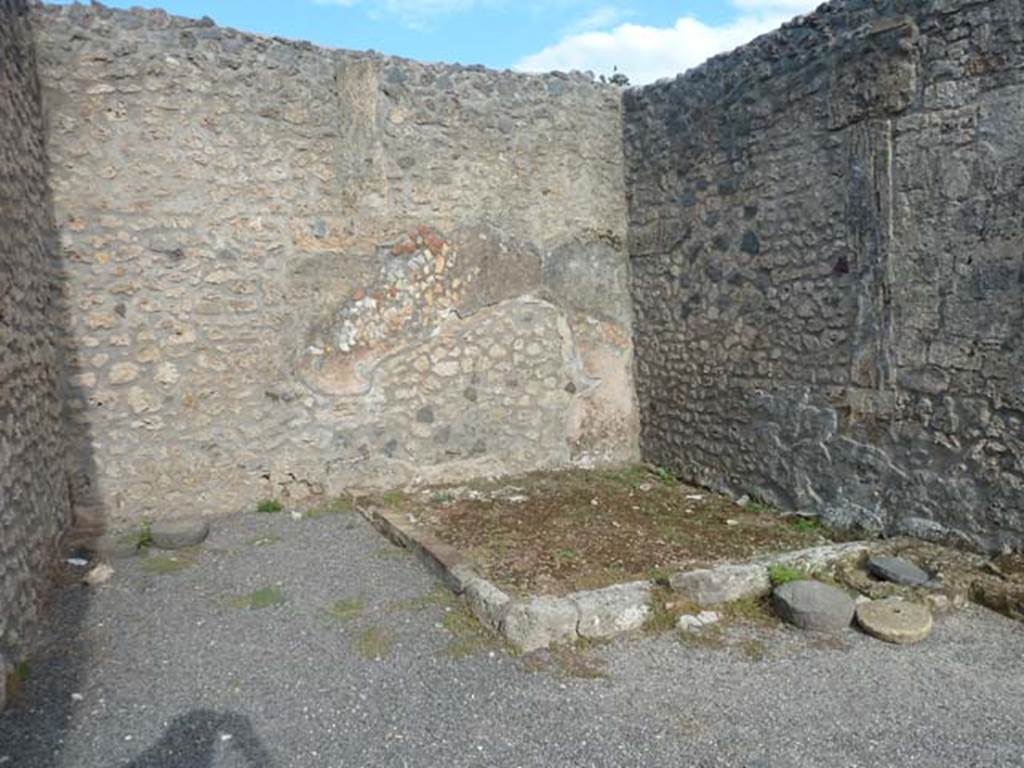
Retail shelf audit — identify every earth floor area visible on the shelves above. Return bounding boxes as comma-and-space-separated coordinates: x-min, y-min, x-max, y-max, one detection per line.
2, 508, 1024, 768
382, 468, 829, 595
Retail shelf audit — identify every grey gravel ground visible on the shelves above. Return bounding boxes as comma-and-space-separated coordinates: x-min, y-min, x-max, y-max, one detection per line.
2, 509, 1023, 768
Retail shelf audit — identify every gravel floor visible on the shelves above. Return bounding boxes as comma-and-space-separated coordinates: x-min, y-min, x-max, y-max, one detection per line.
1, 509, 1023, 768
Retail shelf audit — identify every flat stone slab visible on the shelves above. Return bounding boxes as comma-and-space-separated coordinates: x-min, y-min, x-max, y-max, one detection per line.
150, 518, 210, 550
670, 563, 770, 606
856, 599, 933, 644
572, 581, 651, 639
669, 542, 870, 608
867, 556, 934, 588
773, 580, 855, 632
501, 597, 579, 653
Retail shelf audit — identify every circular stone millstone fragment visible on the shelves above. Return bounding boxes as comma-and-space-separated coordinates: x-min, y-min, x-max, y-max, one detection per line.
772, 580, 855, 632
856, 598, 933, 645
150, 518, 210, 550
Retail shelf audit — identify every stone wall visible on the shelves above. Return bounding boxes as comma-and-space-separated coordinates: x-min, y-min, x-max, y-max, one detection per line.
625, 0, 1024, 551
32, 3, 638, 527
0, 0, 72, 656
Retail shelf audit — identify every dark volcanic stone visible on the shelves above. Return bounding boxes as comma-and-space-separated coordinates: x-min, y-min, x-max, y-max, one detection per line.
773, 580, 855, 632
867, 556, 933, 588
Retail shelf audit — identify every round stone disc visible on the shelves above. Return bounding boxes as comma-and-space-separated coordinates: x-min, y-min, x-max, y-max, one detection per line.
856, 599, 933, 645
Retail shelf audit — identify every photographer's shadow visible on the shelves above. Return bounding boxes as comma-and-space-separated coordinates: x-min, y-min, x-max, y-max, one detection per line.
124, 710, 273, 768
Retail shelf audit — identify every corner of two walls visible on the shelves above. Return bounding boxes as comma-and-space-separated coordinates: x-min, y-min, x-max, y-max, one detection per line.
15, 0, 1022, 558
625, 0, 1024, 552
0, 0, 73, 658
33, 3, 640, 529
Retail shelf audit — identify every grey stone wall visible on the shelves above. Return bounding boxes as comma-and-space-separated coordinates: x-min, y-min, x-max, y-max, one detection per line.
0, 0, 72, 657
625, 0, 1024, 551
33, 3, 639, 527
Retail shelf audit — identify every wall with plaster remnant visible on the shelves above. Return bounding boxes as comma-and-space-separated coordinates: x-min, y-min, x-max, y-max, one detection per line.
33, 3, 639, 527
0, 0, 72, 656
625, 0, 1024, 551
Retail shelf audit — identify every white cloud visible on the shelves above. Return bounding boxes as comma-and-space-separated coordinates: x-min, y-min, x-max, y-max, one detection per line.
516, 1, 821, 85
733, 0, 821, 10
565, 5, 633, 35
313, 0, 493, 29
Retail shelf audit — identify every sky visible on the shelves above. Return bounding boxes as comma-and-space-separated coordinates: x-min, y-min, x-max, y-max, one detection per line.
51, 0, 823, 84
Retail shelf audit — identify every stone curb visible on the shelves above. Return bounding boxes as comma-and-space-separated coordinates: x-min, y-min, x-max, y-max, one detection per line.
669, 542, 871, 606
363, 506, 871, 651
362, 505, 653, 652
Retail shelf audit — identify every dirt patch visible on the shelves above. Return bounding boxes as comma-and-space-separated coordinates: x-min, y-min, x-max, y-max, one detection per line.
367, 466, 830, 596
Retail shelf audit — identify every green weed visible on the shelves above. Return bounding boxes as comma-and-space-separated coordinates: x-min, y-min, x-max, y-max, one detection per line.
229, 586, 286, 610
354, 625, 395, 660
305, 496, 355, 519
325, 597, 366, 622
255, 499, 283, 514
789, 517, 822, 533
768, 563, 812, 586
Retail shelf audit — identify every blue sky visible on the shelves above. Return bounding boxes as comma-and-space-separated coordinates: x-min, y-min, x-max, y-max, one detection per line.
52, 0, 821, 83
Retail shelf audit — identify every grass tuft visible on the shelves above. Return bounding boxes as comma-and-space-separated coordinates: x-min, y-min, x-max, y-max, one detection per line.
440, 604, 501, 659
789, 516, 822, 533
719, 595, 779, 626
305, 496, 355, 519
523, 647, 609, 680
354, 625, 395, 660
652, 466, 679, 486
380, 490, 407, 509
137, 519, 153, 550
644, 586, 699, 633
325, 597, 366, 622
255, 499, 284, 514
768, 563, 812, 586
229, 586, 287, 610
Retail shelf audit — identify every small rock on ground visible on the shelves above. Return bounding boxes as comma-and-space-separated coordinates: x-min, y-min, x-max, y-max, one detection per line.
772, 580, 855, 632
84, 563, 114, 586
677, 610, 721, 632
856, 599, 933, 645
867, 556, 934, 588
149, 518, 210, 550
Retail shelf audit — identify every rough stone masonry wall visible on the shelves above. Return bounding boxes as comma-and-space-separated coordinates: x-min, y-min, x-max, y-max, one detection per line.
625, 0, 1024, 552
0, 0, 72, 657
33, 3, 638, 528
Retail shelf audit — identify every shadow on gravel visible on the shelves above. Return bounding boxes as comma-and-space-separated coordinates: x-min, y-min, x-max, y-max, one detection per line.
0, 2, 99, 766
123, 710, 273, 768
0, 582, 90, 767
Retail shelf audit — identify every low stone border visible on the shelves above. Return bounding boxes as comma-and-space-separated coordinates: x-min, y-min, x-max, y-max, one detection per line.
669, 542, 871, 606
363, 505, 870, 652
